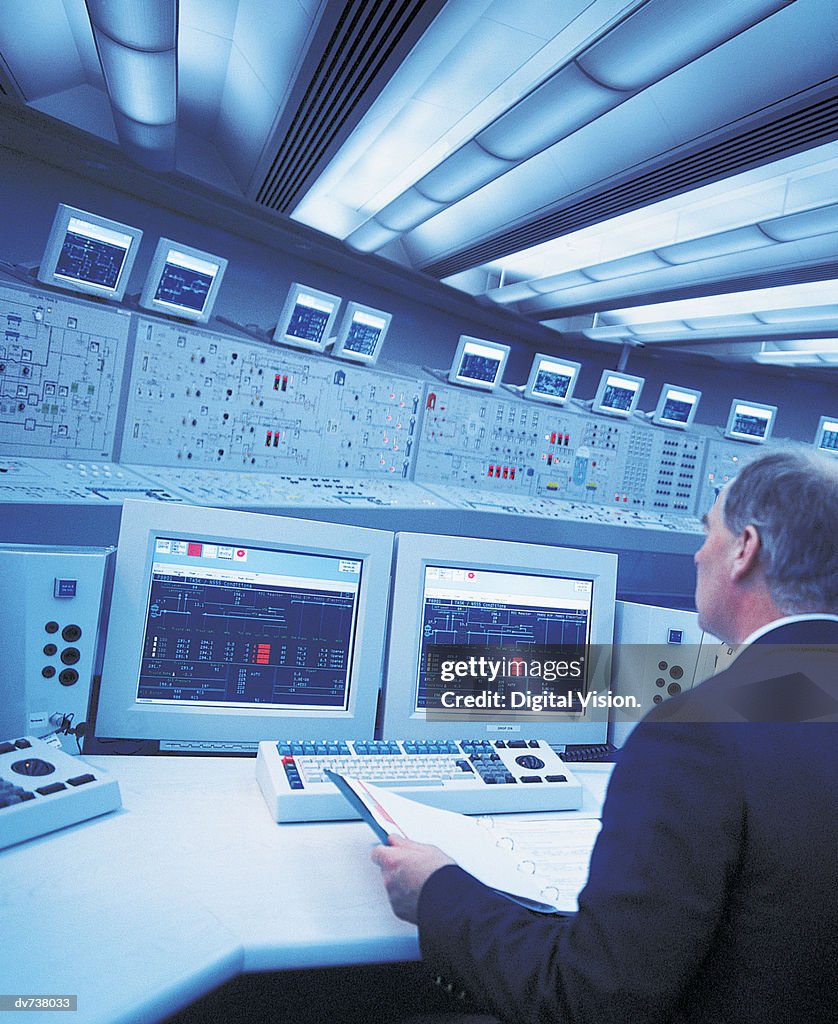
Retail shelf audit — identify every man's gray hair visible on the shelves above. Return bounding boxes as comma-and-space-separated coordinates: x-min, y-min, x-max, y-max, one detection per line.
723, 448, 838, 614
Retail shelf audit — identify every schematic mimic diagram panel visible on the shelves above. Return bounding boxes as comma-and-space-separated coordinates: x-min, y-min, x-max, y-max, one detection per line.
694, 436, 762, 515
120, 318, 423, 477
0, 283, 130, 459
414, 385, 704, 516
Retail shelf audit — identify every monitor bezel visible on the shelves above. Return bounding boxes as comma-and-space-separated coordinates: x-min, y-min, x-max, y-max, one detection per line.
723, 398, 777, 444
813, 414, 838, 456
592, 369, 645, 419
95, 500, 394, 743
381, 532, 617, 745
447, 335, 510, 392
332, 302, 392, 365
523, 353, 582, 406
138, 237, 228, 324
37, 203, 143, 302
651, 382, 702, 430
272, 282, 341, 352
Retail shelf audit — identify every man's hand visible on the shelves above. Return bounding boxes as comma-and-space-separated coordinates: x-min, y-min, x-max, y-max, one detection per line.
371, 834, 455, 924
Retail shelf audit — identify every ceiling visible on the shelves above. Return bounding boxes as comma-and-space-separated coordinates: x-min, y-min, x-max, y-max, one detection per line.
1, 0, 838, 372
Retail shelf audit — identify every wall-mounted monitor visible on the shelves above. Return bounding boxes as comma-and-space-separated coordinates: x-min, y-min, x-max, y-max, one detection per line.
592, 370, 644, 418
273, 282, 341, 352
724, 399, 777, 444
38, 203, 142, 301
523, 354, 581, 406
652, 383, 702, 430
381, 532, 618, 747
95, 500, 393, 749
448, 336, 510, 391
139, 238, 228, 323
332, 302, 392, 365
814, 415, 838, 456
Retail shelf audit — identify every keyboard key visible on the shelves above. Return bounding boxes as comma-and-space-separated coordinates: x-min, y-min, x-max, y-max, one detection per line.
67, 774, 96, 787
36, 782, 67, 796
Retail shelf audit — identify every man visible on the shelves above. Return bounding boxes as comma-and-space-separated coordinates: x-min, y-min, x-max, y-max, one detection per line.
372, 448, 838, 1024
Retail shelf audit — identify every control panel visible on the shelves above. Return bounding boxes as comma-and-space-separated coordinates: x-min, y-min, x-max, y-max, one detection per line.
415, 385, 705, 515
0, 457, 184, 503
0, 545, 114, 750
121, 467, 454, 509
695, 436, 761, 516
0, 281, 793, 540
0, 282, 130, 460
119, 318, 422, 477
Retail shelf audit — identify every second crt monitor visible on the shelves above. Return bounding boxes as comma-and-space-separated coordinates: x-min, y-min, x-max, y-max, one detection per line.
382, 533, 617, 746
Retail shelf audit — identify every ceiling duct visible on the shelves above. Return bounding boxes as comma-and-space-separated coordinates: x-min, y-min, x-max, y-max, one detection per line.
424, 88, 838, 279
256, 0, 445, 215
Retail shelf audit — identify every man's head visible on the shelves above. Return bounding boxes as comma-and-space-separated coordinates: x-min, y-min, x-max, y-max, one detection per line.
694, 448, 838, 643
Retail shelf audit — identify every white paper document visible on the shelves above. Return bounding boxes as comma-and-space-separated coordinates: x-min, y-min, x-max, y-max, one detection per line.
338, 776, 601, 914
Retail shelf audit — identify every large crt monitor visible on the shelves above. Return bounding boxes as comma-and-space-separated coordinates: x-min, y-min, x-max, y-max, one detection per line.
96, 501, 393, 748
381, 533, 618, 746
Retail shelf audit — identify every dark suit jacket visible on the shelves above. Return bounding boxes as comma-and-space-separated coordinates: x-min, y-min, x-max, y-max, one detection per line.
418, 619, 838, 1024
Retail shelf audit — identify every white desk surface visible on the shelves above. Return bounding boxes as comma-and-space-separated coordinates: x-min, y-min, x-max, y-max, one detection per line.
2, 754, 613, 1024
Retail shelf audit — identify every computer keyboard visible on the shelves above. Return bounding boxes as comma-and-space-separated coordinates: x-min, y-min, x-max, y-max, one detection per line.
256, 738, 583, 822
0, 736, 121, 851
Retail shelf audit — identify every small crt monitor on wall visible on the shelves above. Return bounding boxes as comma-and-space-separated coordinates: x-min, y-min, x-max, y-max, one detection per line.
95, 500, 394, 747
814, 415, 838, 456
38, 204, 142, 301
724, 399, 777, 444
592, 369, 644, 418
448, 336, 510, 391
273, 282, 341, 352
139, 238, 228, 323
333, 302, 392, 365
652, 383, 702, 430
524, 354, 581, 406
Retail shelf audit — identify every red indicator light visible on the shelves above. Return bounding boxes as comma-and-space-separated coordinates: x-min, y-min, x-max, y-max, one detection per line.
187, 543, 202, 557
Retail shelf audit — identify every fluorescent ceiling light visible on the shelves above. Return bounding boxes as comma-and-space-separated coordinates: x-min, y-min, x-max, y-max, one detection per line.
85, 0, 178, 170
482, 141, 838, 292
599, 280, 838, 326
346, 0, 795, 251
752, 351, 825, 364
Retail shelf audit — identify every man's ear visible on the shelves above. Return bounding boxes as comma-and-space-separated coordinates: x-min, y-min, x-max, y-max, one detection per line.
731, 523, 761, 581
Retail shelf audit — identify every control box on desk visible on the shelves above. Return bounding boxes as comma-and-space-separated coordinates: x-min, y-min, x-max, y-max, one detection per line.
0, 545, 114, 750
609, 600, 716, 746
